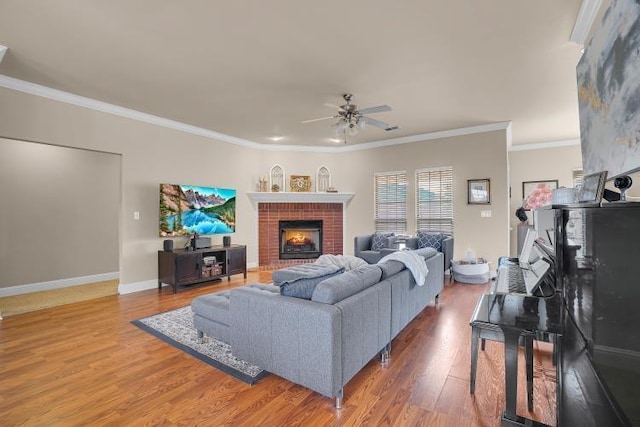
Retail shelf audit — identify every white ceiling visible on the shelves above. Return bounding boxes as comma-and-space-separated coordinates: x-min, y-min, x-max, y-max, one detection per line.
0, 0, 587, 147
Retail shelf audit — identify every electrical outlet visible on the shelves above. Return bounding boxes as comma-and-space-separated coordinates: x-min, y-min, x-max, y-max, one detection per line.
134, 211, 140, 220
481, 210, 492, 218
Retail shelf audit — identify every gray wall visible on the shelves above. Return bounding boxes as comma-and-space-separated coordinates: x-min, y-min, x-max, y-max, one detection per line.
253, 130, 510, 266
0, 137, 120, 287
0, 86, 261, 287
1, 85, 565, 290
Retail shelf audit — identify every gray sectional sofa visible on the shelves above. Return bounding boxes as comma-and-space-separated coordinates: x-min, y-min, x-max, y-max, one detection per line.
192, 249, 444, 408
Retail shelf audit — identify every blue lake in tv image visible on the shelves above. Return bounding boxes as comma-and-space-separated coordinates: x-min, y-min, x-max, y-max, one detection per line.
159, 184, 236, 237
167, 210, 234, 235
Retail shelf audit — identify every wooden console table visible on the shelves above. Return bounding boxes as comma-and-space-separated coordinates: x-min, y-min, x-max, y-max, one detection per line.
158, 244, 247, 293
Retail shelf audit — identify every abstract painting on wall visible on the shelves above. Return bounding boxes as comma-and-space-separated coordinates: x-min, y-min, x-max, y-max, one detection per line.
577, 0, 640, 178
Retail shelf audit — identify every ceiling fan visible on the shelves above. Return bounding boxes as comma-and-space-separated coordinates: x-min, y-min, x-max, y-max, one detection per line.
302, 94, 399, 142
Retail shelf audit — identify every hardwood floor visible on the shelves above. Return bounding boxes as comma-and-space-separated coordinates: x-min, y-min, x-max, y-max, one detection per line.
0, 273, 556, 426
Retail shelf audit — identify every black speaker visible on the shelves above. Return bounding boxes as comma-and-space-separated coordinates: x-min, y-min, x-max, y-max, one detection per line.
223, 236, 231, 247
163, 239, 173, 251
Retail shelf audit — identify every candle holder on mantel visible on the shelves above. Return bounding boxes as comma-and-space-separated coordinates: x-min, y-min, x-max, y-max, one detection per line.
259, 176, 268, 192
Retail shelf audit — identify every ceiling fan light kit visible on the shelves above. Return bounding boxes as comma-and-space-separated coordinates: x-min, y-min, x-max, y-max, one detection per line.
303, 93, 399, 143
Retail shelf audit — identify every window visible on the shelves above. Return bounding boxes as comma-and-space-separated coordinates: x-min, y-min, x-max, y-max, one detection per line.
416, 167, 454, 233
374, 171, 407, 233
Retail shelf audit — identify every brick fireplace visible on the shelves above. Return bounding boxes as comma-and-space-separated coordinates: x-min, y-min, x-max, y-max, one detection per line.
248, 192, 354, 271
258, 202, 343, 270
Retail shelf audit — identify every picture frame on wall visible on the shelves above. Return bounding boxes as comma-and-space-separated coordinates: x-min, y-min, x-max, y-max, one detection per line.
468, 178, 491, 204
577, 171, 607, 203
522, 180, 558, 210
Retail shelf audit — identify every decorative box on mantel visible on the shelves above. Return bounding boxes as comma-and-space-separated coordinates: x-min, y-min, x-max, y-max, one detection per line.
246, 192, 354, 205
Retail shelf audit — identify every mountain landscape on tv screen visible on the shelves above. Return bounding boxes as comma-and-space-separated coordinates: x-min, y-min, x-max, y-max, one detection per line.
159, 184, 236, 237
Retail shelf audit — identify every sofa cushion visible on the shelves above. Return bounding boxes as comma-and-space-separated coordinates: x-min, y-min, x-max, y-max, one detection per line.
272, 263, 343, 286
371, 232, 393, 251
279, 267, 345, 299
416, 230, 446, 251
378, 259, 405, 280
312, 264, 383, 304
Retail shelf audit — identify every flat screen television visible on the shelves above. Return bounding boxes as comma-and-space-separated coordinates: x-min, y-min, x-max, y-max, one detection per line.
159, 184, 236, 237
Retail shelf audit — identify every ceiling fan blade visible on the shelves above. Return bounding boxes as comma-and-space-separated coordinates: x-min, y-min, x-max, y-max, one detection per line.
361, 116, 390, 129
301, 116, 335, 124
356, 105, 391, 115
361, 116, 400, 132
323, 103, 345, 111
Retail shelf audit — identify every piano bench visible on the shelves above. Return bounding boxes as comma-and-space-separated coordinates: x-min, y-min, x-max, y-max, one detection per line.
469, 295, 535, 412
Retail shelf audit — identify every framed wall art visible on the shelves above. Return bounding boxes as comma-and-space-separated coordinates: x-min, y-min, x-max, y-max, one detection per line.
522, 180, 558, 210
467, 179, 491, 204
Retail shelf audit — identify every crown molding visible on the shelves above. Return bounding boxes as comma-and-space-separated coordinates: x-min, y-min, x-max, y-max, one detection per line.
0, 74, 264, 149
335, 122, 513, 152
570, 0, 603, 45
509, 138, 580, 152
0, 74, 520, 152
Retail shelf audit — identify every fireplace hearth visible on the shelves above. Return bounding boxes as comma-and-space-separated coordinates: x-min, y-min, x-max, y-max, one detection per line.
279, 220, 322, 259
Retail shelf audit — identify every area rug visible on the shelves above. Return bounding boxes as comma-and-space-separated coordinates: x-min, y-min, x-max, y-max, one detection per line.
132, 306, 268, 385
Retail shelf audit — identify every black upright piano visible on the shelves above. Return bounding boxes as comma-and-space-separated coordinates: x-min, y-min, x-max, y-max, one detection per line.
555, 203, 640, 426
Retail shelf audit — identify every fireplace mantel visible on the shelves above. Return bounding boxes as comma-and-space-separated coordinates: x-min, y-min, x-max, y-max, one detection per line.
246, 192, 354, 204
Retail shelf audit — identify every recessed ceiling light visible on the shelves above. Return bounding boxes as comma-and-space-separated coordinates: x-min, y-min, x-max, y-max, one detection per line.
268, 136, 284, 142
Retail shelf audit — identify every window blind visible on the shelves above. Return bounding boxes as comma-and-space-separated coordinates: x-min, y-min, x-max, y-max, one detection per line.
573, 169, 584, 189
416, 166, 454, 233
374, 171, 407, 233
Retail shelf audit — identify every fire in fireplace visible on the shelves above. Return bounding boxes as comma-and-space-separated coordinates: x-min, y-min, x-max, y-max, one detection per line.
279, 220, 322, 259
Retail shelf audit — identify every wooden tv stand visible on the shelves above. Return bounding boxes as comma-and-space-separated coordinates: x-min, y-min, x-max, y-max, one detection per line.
157, 244, 247, 293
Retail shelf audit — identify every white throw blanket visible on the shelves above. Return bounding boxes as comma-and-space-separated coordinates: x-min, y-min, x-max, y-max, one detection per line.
378, 251, 429, 286
315, 254, 368, 271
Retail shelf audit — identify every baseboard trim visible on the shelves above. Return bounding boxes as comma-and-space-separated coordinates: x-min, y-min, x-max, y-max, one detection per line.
118, 279, 158, 295
0, 272, 120, 297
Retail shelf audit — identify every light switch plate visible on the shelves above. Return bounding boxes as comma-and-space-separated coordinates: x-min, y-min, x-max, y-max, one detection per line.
134, 211, 140, 220
481, 210, 492, 218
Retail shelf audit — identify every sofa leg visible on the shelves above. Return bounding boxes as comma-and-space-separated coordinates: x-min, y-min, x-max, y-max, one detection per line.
335, 389, 344, 409
381, 349, 389, 365
380, 343, 391, 365
197, 330, 204, 344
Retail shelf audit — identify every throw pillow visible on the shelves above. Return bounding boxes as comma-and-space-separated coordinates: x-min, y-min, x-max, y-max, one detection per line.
279, 267, 345, 299
371, 232, 393, 251
416, 230, 445, 251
